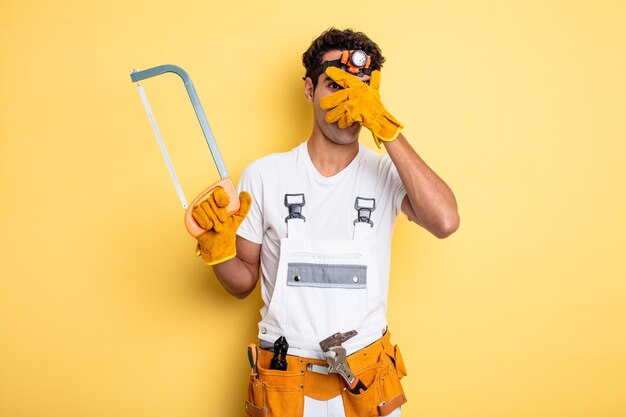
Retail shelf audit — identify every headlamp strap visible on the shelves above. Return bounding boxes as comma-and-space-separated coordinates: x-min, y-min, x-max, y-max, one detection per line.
305, 50, 373, 81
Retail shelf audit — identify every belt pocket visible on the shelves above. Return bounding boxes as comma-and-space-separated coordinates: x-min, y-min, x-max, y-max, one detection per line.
393, 344, 407, 378
245, 377, 267, 417
341, 347, 408, 417
262, 383, 303, 417
378, 343, 408, 415
382, 339, 408, 379
378, 363, 407, 416
341, 366, 384, 417
246, 375, 304, 417
253, 359, 304, 417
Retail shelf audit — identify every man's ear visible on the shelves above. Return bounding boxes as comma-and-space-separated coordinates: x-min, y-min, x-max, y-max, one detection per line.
304, 77, 314, 102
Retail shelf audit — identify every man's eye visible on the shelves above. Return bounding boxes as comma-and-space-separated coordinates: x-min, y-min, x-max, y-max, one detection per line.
329, 82, 341, 90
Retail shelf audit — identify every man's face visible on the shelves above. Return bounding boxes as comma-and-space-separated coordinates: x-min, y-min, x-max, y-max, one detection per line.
305, 50, 371, 146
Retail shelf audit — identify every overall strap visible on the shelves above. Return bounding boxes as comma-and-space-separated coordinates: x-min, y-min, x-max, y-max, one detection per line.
285, 193, 306, 239
353, 197, 376, 240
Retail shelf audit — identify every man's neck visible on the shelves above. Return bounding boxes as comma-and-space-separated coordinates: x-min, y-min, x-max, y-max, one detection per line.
307, 136, 359, 177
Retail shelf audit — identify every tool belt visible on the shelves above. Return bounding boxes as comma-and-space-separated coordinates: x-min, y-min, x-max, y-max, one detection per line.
244, 332, 407, 417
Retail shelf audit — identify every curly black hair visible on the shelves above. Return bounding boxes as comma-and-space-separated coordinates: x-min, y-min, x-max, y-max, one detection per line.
302, 28, 385, 87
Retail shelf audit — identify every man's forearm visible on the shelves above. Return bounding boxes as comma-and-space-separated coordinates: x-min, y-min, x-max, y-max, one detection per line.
384, 133, 460, 238
212, 256, 259, 299
211, 237, 261, 299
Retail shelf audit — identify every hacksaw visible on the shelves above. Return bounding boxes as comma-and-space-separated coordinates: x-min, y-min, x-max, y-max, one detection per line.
130, 64, 239, 237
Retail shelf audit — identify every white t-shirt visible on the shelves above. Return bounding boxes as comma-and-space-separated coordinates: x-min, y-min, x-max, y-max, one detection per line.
237, 141, 406, 318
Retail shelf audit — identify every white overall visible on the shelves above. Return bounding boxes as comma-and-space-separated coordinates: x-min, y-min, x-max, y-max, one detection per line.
258, 196, 388, 359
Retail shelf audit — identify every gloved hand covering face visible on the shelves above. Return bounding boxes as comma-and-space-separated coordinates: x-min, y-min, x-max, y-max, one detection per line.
320, 67, 403, 148
192, 188, 252, 265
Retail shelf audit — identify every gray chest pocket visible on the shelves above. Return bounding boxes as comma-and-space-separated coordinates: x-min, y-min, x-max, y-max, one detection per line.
286, 263, 367, 289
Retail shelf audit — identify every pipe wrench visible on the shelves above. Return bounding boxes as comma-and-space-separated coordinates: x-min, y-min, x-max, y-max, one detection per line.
130, 65, 239, 237
319, 331, 367, 394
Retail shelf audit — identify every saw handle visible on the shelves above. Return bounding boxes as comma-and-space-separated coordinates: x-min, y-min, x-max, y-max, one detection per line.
184, 177, 240, 237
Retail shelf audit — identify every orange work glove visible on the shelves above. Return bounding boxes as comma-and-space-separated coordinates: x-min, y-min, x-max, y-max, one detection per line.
320, 66, 403, 148
192, 188, 252, 265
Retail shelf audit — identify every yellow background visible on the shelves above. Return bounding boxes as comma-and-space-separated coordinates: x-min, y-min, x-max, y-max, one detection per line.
1, 1, 625, 416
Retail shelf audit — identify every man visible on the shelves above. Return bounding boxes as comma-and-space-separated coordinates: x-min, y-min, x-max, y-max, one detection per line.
192, 28, 459, 417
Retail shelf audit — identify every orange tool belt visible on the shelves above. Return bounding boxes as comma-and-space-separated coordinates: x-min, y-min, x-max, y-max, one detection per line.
245, 332, 407, 417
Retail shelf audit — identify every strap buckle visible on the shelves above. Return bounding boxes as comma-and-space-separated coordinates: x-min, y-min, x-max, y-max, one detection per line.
353, 197, 376, 227
284, 193, 306, 222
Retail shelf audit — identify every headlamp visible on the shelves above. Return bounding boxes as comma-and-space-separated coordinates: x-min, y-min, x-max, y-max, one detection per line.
306, 49, 373, 82
345, 50, 369, 69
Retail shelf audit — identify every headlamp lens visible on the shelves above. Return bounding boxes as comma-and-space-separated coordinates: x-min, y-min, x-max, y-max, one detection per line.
350, 50, 368, 67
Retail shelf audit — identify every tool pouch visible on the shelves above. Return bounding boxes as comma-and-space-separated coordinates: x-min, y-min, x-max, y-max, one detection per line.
245, 349, 305, 417
340, 333, 408, 417
244, 333, 407, 417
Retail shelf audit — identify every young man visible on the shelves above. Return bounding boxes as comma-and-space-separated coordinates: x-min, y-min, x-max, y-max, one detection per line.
192, 28, 459, 417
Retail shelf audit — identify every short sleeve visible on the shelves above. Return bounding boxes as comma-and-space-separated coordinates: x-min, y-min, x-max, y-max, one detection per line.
391, 168, 407, 216
380, 155, 407, 216
236, 161, 264, 244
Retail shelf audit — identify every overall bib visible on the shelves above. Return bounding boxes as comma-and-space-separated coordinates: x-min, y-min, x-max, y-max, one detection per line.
245, 194, 407, 417
259, 194, 387, 358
